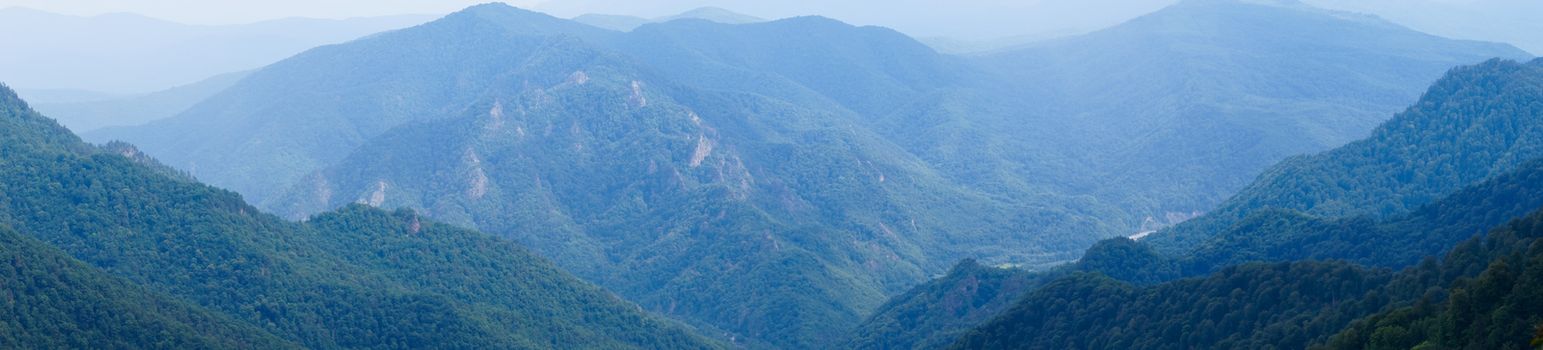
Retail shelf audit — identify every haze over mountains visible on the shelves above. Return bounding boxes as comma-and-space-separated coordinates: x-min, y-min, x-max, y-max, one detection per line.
27, 71, 252, 133
573, 6, 765, 31
1304, 0, 1543, 55
855, 57, 1543, 350
0, 84, 722, 348
79, 0, 1534, 348
4, 0, 1542, 349
0, 7, 431, 94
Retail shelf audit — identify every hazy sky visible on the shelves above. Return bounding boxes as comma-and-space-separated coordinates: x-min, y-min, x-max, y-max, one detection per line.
2, 0, 1540, 52
0, 0, 1177, 40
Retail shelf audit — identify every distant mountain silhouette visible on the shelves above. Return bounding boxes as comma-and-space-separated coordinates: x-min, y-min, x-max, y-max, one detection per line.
0, 7, 431, 94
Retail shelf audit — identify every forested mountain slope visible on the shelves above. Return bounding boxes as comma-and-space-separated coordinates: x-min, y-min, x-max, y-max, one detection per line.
1325, 209, 1543, 349
87, 1, 1532, 348
0, 84, 719, 349
260, 60, 1085, 348
0, 225, 297, 349
90, 4, 618, 203
843, 260, 1046, 350
951, 262, 1395, 350
1148, 57, 1543, 254
952, 206, 1543, 350
1182, 157, 1543, 273
852, 58, 1543, 349
134, 5, 1111, 348
975, 0, 1532, 224
852, 157, 1543, 349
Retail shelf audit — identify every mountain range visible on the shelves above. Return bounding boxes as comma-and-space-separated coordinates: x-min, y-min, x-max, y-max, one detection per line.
0, 84, 721, 349
573, 7, 765, 32
854, 57, 1543, 349
25, 70, 252, 133
1304, 0, 1543, 55
82, 0, 1533, 347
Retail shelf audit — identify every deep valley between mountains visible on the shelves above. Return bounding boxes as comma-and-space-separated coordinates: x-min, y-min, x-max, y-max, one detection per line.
4, 0, 1543, 349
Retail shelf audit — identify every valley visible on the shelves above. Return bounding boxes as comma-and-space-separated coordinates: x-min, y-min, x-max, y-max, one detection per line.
2, 0, 1540, 349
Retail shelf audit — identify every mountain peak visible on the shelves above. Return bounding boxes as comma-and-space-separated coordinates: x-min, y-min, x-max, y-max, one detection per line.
574, 6, 764, 31
430, 2, 611, 39
658, 6, 764, 24
1176, 0, 1305, 7
447, 2, 543, 19
0, 83, 28, 111
949, 258, 984, 273
1160, 0, 1364, 19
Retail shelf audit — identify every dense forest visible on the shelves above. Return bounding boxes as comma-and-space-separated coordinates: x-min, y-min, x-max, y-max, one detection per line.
88, 2, 1527, 346
1325, 209, 1543, 349
1148, 58, 1543, 254
1181, 157, 1543, 274
0, 225, 297, 349
951, 206, 1543, 349
3, 1, 1541, 349
854, 57, 1543, 350
951, 262, 1395, 350
851, 167, 1543, 350
0, 84, 720, 349
843, 260, 1047, 350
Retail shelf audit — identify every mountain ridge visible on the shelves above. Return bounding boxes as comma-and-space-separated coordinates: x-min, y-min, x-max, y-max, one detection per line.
847, 58, 1543, 349
0, 83, 724, 349
83, 2, 1534, 348
574, 6, 764, 32
1147, 57, 1543, 254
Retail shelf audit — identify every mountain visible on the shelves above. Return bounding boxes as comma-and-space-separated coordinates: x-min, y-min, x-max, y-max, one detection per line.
916, 32, 1076, 55
0, 7, 430, 94
951, 205, 1543, 350
851, 58, 1543, 349
657, 7, 765, 24
1324, 209, 1543, 349
0, 84, 720, 348
1180, 157, 1543, 273
255, 29, 1069, 348
572, 14, 652, 31
851, 177, 1542, 349
1147, 58, 1543, 254
91, 2, 1533, 348
970, 0, 1531, 227
1304, 0, 1543, 55
843, 260, 1044, 350
574, 7, 765, 32
0, 225, 297, 349
10, 88, 121, 104
909, 196, 1543, 349
952, 261, 1395, 350
27, 70, 250, 132
91, 4, 618, 203
952, 155, 1543, 348
1060, 152, 1543, 286
97, 6, 1107, 347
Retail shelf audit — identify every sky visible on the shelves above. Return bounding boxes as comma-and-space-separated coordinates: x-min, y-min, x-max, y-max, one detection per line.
0, 0, 1177, 41
1, 0, 1539, 52
1303, 0, 1543, 54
